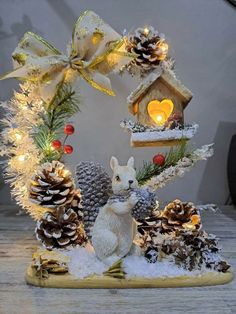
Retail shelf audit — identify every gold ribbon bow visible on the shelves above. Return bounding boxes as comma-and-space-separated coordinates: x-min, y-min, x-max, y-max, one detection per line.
0, 10, 133, 103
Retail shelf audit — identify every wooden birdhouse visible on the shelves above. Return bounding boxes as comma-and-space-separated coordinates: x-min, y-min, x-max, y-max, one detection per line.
128, 69, 193, 127
126, 68, 197, 147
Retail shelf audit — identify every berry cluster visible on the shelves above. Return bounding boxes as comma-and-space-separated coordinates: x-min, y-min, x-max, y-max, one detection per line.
51, 124, 75, 155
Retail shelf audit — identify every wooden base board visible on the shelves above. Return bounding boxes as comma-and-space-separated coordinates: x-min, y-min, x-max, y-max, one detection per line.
25, 265, 234, 289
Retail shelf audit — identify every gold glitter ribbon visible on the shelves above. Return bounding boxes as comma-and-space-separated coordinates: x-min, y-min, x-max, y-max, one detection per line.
0, 11, 133, 103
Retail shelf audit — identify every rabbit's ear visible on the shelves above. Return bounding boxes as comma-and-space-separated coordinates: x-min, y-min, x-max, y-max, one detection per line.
127, 156, 134, 168
110, 156, 119, 170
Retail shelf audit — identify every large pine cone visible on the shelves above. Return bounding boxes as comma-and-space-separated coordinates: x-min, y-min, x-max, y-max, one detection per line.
126, 26, 168, 75
75, 161, 112, 238
173, 230, 230, 272
29, 161, 75, 209
35, 206, 87, 249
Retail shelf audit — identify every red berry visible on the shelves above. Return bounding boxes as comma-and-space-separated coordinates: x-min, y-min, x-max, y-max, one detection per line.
51, 140, 62, 150
64, 124, 75, 135
153, 154, 165, 166
64, 145, 73, 154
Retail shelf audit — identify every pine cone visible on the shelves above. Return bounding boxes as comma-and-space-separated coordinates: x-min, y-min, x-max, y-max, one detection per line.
132, 188, 158, 220
145, 247, 159, 263
70, 189, 82, 213
75, 161, 112, 238
172, 230, 229, 272
137, 210, 163, 237
126, 26, 168, 75
29, 161, 75, 209
35, 206, 87, 249
161, 199, 201, 232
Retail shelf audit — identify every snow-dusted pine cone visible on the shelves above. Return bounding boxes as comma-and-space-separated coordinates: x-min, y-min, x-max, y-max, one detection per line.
131, 188, 158, 220
70, 189, 82, 213
173, 230, 230, 272
75, 161, 112, 238
161, 199, 201, 232
29, 161, 75, 209
126, 26, 168, 75
137, 199, 201, 239
35, 206, 87, 249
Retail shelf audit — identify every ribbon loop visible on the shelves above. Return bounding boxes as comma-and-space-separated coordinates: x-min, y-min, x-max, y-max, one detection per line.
0, 10, 134, 103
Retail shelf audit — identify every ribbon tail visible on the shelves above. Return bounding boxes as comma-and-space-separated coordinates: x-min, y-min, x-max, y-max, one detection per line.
79, 69, 115, 96
0, 64, 37, 81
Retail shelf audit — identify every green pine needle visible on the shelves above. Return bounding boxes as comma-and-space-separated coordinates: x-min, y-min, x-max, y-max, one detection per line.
137, 141, 188, 185
32, 83, 81, 163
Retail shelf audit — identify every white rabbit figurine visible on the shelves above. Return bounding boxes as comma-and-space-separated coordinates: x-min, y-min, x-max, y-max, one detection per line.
92, 156, 139, 263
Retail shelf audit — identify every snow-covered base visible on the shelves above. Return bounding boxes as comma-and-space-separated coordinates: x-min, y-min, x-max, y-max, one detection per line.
131, 124, 198, 145
62, 245, 213, 280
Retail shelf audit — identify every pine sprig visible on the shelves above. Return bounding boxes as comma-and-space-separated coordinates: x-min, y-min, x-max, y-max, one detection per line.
137, 142, 188, 185
33, 84, 81, 163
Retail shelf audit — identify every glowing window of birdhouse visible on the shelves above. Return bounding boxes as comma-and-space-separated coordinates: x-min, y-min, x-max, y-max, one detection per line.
133, 102, 138, 115
147, 99, 174, 126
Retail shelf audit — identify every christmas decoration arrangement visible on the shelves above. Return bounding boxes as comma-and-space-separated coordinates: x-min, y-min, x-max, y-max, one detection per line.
0, 10, 232, 288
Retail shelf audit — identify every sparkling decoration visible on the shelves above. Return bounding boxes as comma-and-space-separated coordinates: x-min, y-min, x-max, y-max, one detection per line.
64, 124, 75, 135
64, 145, 73, 154
35, 206, 87, 249
29, 161, 75, 209
125, 26, 169, 76
51, 140, 62, 150
153, 154, 165, 166
0, 83, 45, 219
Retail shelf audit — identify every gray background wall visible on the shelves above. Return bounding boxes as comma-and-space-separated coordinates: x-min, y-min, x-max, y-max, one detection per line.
0, 0, 236, 206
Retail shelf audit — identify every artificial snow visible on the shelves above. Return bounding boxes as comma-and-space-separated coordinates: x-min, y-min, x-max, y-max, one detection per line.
62, 245, 108, 278
61, 246, 211, 279
131, 124, 198, 143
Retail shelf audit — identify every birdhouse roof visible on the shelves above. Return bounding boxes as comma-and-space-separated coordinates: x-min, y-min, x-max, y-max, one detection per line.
127, 68, 193, 109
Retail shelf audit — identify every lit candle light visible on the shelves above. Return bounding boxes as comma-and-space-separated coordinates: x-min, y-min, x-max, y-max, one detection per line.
18, 155, 26, 162
157, 42, 169, 60
147, 99, 174, 126
15, 133, 22, 141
